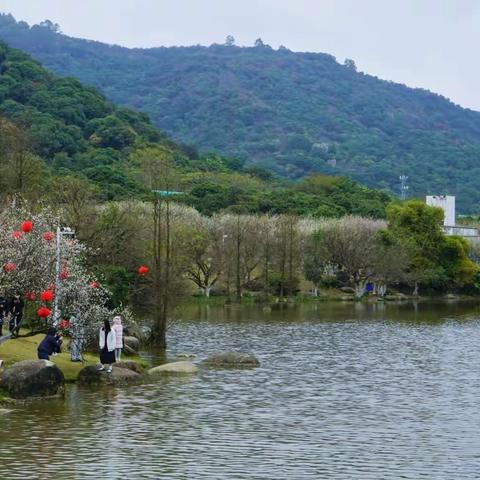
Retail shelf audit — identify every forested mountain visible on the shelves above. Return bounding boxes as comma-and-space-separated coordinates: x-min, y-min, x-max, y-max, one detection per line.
0, 40, 390, 218
0, 14, 479, 211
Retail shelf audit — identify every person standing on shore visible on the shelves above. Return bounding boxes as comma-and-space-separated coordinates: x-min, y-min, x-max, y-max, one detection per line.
98, 319, 116, 373
112, 316, 123, 362
9, 295, 24, 337
0, 297, 7, 337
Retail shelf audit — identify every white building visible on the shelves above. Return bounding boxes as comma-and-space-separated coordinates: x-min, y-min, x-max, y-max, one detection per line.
426, 195, 455, 226
425, 195, 479, 238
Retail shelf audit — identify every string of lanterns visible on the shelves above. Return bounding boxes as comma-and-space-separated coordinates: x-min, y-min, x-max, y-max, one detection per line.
5, 220, 152, 320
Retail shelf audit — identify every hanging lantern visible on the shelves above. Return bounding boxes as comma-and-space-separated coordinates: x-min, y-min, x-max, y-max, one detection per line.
40, 290, 54, 302
3, 263, 16, 272
138, 265, 149, 276
21, 220, 33, 233
37, 306, 52, 318
25, 292, 36, 301
43, 231, 54, 241
60, 270, 69, 280
90, 281, 100, 288
59, 319, 70, 330
11, 230, 22, 239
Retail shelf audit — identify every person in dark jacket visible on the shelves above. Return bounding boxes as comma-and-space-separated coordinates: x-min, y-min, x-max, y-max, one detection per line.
37, 327, 62, 360
9, 295, 24, 337
0, 297, 7, 337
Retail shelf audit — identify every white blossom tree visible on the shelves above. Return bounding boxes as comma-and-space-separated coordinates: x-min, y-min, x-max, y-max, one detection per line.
0, 202, 116, 353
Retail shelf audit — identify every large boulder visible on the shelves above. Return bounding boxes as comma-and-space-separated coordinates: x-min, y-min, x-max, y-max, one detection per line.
202, 352, 260, 368
124, 325, 153, 344
115, 360, 145, 374
77, 365, 141, 386
0, 360, 65, 399
123, 336, 140, 355
148, 361, 198, 376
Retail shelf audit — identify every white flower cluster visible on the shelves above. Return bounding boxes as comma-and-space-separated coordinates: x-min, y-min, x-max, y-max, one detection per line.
0, 202, 115, 350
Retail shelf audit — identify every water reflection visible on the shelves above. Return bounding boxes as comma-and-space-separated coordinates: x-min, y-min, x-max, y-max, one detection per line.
1, 301, 480, 479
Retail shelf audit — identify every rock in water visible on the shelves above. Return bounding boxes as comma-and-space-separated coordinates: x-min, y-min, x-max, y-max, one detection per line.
0, 360, 65, 399
115, 361, 145, 374
77, 365, 141, 386
176, 353, 196, 359
202, 352, 260, 368
148, 361, 198, 376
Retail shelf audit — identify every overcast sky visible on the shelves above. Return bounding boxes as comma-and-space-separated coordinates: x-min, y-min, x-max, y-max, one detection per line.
1, 0, 479, 110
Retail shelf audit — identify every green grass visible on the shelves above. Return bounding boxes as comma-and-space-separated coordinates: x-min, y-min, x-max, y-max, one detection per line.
0, 331, 144, 382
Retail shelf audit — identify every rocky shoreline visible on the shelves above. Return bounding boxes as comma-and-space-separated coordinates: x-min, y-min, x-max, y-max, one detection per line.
0, 352, 260, 401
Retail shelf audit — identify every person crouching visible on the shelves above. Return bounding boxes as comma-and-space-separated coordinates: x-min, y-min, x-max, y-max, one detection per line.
98, 319, 116, 373
37, 327, 62, 360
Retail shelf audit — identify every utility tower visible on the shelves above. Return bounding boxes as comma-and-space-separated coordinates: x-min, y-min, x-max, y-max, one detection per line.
399, 175, 409, 200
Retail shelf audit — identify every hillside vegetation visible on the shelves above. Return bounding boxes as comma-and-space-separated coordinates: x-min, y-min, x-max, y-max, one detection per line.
0, 14, 479, 211
0, 40, 390, 218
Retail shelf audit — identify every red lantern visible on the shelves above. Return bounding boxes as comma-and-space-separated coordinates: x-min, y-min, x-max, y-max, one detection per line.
25, 292, 36, 301
138, 265, 149, 276
11, 230, 22, 239
3, 263, 16, 272
21, 220, 33, 233
59, 319, 70, 330
37, 307, 51, 318
60, 270, 69, 280
90, 281, 100, 288
40, 290, 54, 302
43, 231, 54, 241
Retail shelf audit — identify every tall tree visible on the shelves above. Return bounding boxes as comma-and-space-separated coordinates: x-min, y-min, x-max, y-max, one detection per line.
131, 147, 183, 347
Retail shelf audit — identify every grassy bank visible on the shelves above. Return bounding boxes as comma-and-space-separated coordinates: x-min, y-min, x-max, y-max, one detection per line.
0, 332, 144, 382
181, 290, 480, 308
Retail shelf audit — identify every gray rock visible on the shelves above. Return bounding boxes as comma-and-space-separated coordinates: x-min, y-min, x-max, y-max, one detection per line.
176, 353, 196, 359
0, 360, 65, 399
77, 365, 141, 386
115, 360, 145, 374
123, 336, 140, 355
124, 325, 153, 344
202, 352, 260, 368
148, 361, 198, 376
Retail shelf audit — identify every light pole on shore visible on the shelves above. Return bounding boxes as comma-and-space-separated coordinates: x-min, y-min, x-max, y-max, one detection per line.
52, 226, 75, 326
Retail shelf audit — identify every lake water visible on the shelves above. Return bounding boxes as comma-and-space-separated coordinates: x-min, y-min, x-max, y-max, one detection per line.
1, 300, 480, 479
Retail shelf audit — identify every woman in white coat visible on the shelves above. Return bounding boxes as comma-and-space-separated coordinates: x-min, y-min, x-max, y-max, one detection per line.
98, 319, 116, 373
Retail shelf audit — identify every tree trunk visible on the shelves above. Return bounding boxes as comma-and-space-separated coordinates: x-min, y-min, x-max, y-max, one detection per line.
235, 216, 242, 301
152, 195, 166, 348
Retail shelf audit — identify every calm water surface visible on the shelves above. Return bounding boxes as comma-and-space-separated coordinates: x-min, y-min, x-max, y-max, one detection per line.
2, 301, 480, 479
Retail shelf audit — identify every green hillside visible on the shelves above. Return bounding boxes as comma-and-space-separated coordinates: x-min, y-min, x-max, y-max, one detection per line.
0, 14, 479, 211
0, 39, 390, 218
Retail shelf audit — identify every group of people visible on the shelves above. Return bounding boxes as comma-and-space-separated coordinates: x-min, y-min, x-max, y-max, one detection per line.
98, 316, 124, 373
0, 295, 24, 337
36, 315, 124, 373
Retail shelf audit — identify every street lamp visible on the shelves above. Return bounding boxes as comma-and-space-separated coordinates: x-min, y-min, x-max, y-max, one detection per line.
53, 226, 75, 325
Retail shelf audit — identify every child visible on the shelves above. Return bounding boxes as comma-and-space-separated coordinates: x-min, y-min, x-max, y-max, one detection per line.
112, 316, 123, 362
